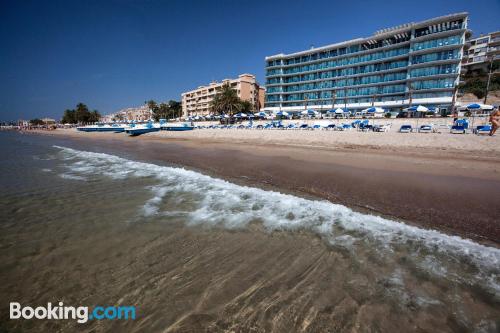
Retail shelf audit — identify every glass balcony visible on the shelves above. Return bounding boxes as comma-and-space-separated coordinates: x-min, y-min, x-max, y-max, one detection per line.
411, 78, 456, 90
410, 64, 458, 77
411, 35, 462, 52
410, 49, 460, 64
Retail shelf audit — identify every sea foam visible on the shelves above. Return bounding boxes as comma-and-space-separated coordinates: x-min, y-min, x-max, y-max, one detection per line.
54, 145, 500, 295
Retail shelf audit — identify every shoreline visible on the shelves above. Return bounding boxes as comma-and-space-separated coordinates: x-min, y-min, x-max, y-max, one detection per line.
21, 128, 500, 246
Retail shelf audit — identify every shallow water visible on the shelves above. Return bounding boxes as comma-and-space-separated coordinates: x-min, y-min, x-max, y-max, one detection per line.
0, 131, 499, 332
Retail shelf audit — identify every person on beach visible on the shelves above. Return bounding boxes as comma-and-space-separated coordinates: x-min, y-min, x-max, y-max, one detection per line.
490, 108, 500, 136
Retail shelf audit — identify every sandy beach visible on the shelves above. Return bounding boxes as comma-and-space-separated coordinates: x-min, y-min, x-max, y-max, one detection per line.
27, 124, 500, 245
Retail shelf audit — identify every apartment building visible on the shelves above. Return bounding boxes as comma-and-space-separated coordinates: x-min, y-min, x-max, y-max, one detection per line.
462, 31, 500, 73
181, 74, 265, 117
264, 13, 468, 114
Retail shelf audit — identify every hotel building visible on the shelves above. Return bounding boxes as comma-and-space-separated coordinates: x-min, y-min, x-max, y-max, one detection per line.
181, 74, 265, 117
264, 13, 469, 114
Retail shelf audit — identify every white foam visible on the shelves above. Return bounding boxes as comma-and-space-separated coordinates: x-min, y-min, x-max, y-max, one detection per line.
59, 173, 86, 181
53, 145, 500, 294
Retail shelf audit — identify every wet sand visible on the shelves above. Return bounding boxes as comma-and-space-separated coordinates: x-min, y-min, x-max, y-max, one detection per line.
28, 129, 500, 245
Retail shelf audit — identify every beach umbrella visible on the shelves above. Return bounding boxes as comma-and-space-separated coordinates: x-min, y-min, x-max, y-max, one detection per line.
466, 103, 493, 129
300, 109, 318, 116
235, 112, 247, 118
276, 111, 289, 118
406, 105, 429, 130
466, 103, 494, 110
406, 105, 429, 112
254, 111, 267, 117
363, 107, 385, 113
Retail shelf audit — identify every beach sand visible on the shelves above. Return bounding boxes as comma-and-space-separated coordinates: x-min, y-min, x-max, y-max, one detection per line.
28, 125, 500, 244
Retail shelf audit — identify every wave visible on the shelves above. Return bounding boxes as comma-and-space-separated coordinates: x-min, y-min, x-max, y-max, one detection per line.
53, 145, 500, 295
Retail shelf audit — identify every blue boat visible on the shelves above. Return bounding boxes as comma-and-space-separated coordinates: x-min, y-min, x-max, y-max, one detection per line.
125, 121, 160, 136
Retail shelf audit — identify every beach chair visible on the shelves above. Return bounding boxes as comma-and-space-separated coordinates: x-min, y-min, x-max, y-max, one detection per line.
434, 124, 450, 133
312, 124, 322, 130
299, 123, 310, 130
399, 125, 412, 133
475, 125, 492, 135
374, 124, 391, 132
337, 123, 352, 131
357, 120, 370, 131
450, 125, 466, 134
418, 124, 433, 133
326, 124, 336, 130
286, 123, 297, 130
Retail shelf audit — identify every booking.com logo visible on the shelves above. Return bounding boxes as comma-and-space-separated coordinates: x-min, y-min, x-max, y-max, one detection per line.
10, 302, 136, 323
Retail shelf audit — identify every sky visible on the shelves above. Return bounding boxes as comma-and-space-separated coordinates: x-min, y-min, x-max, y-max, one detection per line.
0, 0, 499, 121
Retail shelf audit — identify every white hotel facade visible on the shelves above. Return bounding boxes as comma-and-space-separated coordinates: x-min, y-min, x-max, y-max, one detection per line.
264, 13, 469, 115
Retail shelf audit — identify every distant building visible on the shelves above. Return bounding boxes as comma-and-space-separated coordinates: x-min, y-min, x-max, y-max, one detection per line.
264, 13, 468, 115
181, 74, 265, 117
41, 118, 56, 124
462, 31, 500, 73
101, 105, 152, 122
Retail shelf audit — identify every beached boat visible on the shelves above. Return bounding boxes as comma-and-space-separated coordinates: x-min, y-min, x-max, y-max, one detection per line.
162, 122, 195, 131
77, 123, 128, 133
125, 122, 161, 136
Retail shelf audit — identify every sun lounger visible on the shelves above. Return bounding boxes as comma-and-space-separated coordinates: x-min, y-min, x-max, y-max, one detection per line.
399, 125, 412, 133
434, 124, 450, 133
475, 125, 492, 135
373, 124, 391, 132
450, 125, 466, 134
418, 124, 433, 133
299, 124, 311, 130
336, 123, 352, 131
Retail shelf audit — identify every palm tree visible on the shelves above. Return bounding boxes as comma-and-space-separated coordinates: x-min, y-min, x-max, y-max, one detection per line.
239, 100, 253, 114
168, 100, 182, 119
146, 100, 158, 120
210, 83, 242, 116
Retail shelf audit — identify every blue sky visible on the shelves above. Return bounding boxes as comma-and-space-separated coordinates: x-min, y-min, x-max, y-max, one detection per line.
0, 0, 499, 120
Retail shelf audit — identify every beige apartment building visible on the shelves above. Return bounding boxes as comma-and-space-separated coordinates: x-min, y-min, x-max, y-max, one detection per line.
181, 74, 265, 117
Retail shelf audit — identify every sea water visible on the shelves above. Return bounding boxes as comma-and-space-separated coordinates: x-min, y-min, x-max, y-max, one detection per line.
0, 131, 499, 332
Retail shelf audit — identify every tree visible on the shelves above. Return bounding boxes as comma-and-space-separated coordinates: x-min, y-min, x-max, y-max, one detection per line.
75, 103, 90, 123
61, 103, 100, 124
61, 109, 76, 124
152, 102, 169, 121
146, 100, 158, 112
88, 110, 101, 123
29, 118, 45, 125
239, 100, 253, 114
210, 83, 242, 116
168, 100, 182, 119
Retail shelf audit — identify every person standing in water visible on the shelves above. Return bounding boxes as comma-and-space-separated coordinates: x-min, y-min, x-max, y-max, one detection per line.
489, 108, 500, 136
